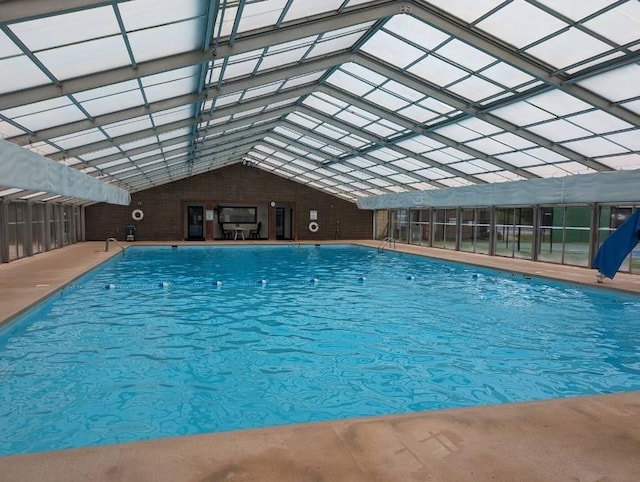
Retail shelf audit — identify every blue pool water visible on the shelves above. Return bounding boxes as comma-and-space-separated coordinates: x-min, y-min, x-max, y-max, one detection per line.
1, 244, 639, 456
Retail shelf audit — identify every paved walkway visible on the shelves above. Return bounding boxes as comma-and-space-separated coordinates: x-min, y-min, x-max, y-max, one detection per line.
1, 241, 639, 481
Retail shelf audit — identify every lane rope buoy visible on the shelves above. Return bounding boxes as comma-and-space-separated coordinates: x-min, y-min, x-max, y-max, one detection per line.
132, 209, 144, 221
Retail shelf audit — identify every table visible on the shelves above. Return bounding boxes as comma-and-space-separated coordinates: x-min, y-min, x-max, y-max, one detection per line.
232, 228, 245, 240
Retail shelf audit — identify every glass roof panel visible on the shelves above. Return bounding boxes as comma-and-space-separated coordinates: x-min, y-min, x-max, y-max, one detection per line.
9, 7, 120, 51
307, 32, 365, 59
104, 116, 153, 138
341, 62, 386, 85
526, 90, 592, 117
424, 0, 505, 23
527, 119, 592, 142
578, 64, 640, 102
435, 39, 497, 71
361, 30, 425, 68
481, 62, 535, 88
281, 71, 324, 89
363, 89, 409, 111
535, 0, 613, 21
408, 56, 467, 86
80, 89, 146, 117
605, 130, 640, 151
326, 70, 374, 96
282, 0, 344, 22
258, 47, 308, 71
0, 56, 52, 94
35, 36, 130, 80
567, 111, 633, 134
597, 153, 640, 170
51, 128, 106, 150
398, 105, 439, 123
476, 0, 567, 49
583, 1, 640, 45
0, 122, 25, 138
447, 76, 504, 102
525, 28, 611, 69
562, 137, 628, 157
128, 19, 203, 63
0, 30, 21, 57
10, 103, 86, 131
120, 0, 205, 30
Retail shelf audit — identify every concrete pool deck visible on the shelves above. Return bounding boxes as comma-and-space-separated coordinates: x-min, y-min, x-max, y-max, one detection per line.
1, 240, 639, 481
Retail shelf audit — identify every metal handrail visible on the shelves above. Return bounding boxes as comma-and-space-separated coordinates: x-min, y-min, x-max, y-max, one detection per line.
378, 236, 396, 252
105, 237, 126, 255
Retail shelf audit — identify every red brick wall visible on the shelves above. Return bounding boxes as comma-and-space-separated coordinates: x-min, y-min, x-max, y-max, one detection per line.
85, 164, 373, 241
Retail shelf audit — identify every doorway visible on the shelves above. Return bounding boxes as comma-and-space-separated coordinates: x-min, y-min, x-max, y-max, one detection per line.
186, 205, 204, 241
275, 207, 285, 240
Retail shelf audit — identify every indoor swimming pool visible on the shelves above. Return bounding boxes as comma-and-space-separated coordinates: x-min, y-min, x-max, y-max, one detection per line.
1, 244, 639, 456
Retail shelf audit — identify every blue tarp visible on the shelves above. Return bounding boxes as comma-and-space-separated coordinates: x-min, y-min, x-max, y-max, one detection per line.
593, 210, 640, 279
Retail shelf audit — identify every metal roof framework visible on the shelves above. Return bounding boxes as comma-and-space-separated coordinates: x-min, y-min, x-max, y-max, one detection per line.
1, 0, 639, 205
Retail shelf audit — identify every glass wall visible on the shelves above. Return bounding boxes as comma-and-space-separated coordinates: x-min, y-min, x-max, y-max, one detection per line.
432, 208, 456, 249
389, 202, 639, 275
32, 203, 46, 255
7, 202, 27, 261
409, 209, 430, 246
598, 205, 638, 274
494, 207, 533, 259
459, 208, 491, 254
0, 200, 83, 264
389, 209, 409, 243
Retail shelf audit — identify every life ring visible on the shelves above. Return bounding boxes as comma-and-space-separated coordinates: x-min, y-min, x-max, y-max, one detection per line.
132, 209, 144, 221
308, 221, 319, 233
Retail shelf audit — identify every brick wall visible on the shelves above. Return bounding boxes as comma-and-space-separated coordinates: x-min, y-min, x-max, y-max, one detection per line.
85, 164, 373, 241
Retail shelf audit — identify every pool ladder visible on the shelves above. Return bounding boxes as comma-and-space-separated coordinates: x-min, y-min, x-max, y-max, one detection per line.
378, 237, 396, 252
105, 237, 126, 255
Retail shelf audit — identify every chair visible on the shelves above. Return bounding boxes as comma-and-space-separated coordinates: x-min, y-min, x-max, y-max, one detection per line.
249, 221, 262, 239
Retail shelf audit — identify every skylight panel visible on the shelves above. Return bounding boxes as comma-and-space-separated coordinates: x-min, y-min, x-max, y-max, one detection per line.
605, 130, 640, 151
327, 70, 375, 97
419, 97, 456, 114
481, 62, 535, 88
10, 103, 85, 132
307, 32, 364, 59
435, 39, 496, 71
535, 0, 612, 21
347, 156, 375, 168
281, 71, 324, 89
243, 82, 284, 100
364, 122, 398, 138
321, 145, 344, 156
391, 158, 431, 171
476, 0, 567, 49
234, 0, 288, 35
525, 163, 577, 177
367, 178, 393, 187
341, 62, 386, 85
330, 163, 353, 173
448, 161, 490, 175
349, 170, 373, 180
302, 95, 342, 115
422, 150, 460, 165
0, 57, 46, 94
424, 0, 505, 23
35, 36, 130, 80
441, 147, 473, 161
128, 20, 203, 63
496, 151, 542, 168
527, 119, 592, 142
361, 30, 424, 68
389, 173, 420, 184
408, 55, 468, 86
491, 101, 555, 126
578, 64, 640, 102
397, 136, 445, 153
398, 105, 439, 123
120, 0, 205, 30
145, 76, 198, 103
104, 116, 153, 138
9, 7, 120, 51
383, 14, 449, 50
223, 58, 261, 80
436, 124, 480, 142
562, 137, 629, 157
258, 47, 309, 71
568, 111, 633, 134
583, 1, 640, 45
448, 76, 504, 102
152, 108, 192, 126
528, 90, 593, 117
335, 110, 371, 128
364, 89, 409, 111
287, 113, 319, 130
491, 132, 537, 150
51, 128, 106, 150
0, 30, 21, 58
80, 89, 146, 117
597, 153, 640, 170
282, 0, 344, 22
525, 28, 611, 70
525, 147, 569, 164
466, 138, 513, 155
315, 124, 348, 139
416, 167, 447, 180
339, 135, 369, 149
